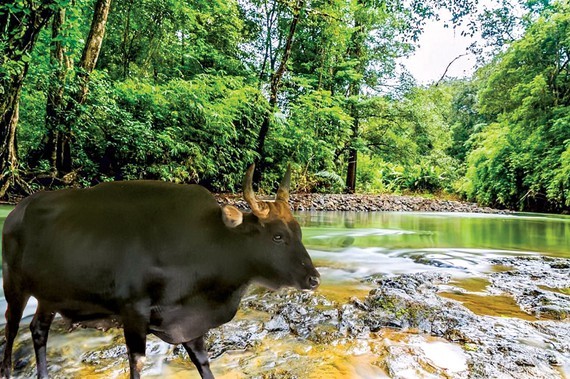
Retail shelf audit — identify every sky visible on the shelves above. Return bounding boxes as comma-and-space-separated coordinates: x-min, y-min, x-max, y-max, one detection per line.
403, 17, 478, 84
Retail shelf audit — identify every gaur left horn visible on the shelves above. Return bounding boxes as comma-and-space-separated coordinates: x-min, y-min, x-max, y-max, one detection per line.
243, 164, 270, 218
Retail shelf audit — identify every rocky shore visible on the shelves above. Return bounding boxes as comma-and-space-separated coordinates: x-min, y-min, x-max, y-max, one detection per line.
215, 192, 508, 213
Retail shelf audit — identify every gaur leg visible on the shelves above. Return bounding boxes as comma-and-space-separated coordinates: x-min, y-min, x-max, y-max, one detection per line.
121, 304, 149, 379
183, 336, 214, 379
1, 289, 29, 379
29, 303, 55, 379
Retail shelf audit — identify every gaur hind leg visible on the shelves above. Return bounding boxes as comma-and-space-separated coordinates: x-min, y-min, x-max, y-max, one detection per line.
0, 284, 29, 379
121, 303, 150, 379
183, 336, 214, 379
29, 303, 55, 379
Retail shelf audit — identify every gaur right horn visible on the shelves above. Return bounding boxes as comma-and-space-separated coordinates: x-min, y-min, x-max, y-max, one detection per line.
276, 164, 291, 203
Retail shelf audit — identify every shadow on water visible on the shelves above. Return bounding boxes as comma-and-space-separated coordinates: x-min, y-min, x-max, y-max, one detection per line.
0, 206, 569, 377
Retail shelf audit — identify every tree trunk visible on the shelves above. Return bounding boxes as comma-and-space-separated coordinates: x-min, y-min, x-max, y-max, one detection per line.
0, 3, 55, 198
43, 8, 71, 176
258, 1, 278, 82
75, 0, 112, 105
0, 99, 21, 198
345, 116, 359, 193
120, 0, 134, 79
255, 0, 305, 184
59, 0, 112, 175
344, 1, 365, 193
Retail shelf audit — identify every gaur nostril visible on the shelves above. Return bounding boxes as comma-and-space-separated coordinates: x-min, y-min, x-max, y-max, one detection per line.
308, 276, 320, 289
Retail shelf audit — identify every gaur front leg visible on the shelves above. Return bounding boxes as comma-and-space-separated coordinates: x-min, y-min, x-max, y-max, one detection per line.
183, 336, 214, 379
1, 293, 29, 379
29, 303, 55, 379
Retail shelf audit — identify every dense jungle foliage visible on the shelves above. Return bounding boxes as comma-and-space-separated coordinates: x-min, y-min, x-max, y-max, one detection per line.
1, 0, 569, 211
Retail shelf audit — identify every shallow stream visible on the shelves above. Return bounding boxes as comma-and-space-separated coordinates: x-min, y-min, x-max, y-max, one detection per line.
0, 207, 569, 378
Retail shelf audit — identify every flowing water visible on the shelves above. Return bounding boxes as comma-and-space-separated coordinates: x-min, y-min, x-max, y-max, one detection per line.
0, 206, 569, 378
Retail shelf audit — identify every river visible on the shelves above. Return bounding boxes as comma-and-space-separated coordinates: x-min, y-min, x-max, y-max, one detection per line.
0, 207, 569, 378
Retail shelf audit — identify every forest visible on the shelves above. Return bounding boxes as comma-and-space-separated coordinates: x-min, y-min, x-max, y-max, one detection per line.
1, 0, 569, 212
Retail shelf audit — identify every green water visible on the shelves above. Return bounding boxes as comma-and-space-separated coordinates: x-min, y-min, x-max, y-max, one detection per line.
298, 211, 570, 256
294, 211, 570, 289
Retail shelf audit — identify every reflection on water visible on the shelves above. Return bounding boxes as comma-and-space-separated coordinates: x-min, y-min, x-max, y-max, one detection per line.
299, 211, 570, 256
0, 206, 569, 377
299, 211, 568, 287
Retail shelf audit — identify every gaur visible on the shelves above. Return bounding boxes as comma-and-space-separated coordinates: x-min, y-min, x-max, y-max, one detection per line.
1, 165, 320, 379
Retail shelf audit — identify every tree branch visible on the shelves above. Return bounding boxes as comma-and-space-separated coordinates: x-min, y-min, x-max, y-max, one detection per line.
435, 53, 468, 86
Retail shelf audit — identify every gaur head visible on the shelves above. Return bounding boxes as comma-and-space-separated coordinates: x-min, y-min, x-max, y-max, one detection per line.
221, 164, 320, 291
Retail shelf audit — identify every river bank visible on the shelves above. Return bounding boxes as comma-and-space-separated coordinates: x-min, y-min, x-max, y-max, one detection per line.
216, 192, 508, 213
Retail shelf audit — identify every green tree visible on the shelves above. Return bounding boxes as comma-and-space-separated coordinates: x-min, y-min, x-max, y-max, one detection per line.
0, 1, 59, 197
358, 84, 459, 193
339, 0, 477, 192
99, 0, 248, 80
465, 1, 570, 210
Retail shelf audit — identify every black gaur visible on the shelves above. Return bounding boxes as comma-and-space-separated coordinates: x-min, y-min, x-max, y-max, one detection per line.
1, 165, 319, 378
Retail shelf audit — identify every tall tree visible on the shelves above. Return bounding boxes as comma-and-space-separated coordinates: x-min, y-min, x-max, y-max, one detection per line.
255, 0, 306, 182
98, 0, 248, 81
344, 0, 366, 193
56, 0, 111, 176
0, 1, 57, 198
342, 0, 479, 192
43, 7, 71, 177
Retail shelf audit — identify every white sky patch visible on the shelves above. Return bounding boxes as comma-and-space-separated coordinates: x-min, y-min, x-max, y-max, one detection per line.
402, 0, 527, 85
403, 10, 478, 84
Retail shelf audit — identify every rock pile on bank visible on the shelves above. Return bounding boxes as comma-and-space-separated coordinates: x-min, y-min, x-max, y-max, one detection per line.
215, 193, 507, 213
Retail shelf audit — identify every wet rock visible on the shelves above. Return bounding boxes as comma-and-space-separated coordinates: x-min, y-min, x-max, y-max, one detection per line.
380, 336, 469, 379
363, 273, 459, 334
339, 303, 369, 337
241, 287, 370, 344
356, 270, 570, 378
488, 257, 570, 320
82, 345, 127, 363
263, 293, 341, 342
205, 319, 267, 359
265, 315, 290, 332
411, 256, 462, 269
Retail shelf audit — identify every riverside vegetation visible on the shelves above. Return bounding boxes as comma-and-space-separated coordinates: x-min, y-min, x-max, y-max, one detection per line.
0, 0, 569, 212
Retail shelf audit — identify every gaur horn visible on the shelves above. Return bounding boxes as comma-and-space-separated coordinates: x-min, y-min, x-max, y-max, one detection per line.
243, 164, 270, 218
276, 164, 291, 203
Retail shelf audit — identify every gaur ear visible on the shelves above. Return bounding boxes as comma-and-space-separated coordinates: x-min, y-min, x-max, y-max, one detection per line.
222, 205, 243, 228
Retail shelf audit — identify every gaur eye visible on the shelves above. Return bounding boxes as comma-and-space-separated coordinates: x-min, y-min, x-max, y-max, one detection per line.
273, 234, 285, 243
